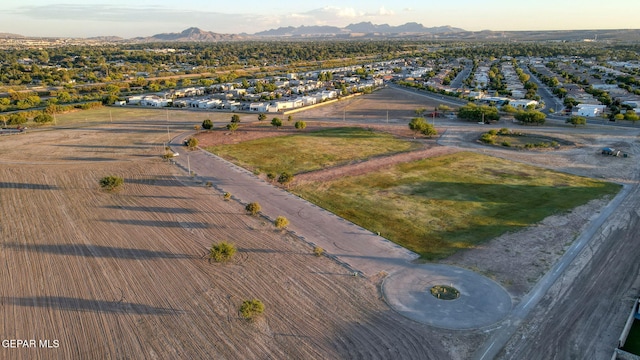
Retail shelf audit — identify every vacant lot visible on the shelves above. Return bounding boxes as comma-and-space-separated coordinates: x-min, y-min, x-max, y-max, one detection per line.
0, 109, 451, 360
292, 151, 619, 259
204, 126, 422, 175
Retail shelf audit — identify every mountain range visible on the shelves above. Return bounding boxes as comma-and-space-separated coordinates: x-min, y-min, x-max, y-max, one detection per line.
2, 23, 640, 43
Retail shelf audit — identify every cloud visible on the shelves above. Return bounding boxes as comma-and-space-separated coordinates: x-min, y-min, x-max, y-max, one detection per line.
9, 4, 263, 34
376, 7, 395, 16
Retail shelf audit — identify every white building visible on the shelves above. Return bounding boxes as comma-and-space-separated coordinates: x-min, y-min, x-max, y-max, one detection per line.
573, 104, 606, 117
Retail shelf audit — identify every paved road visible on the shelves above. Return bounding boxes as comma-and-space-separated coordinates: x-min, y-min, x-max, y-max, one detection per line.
169, 132, 511, 330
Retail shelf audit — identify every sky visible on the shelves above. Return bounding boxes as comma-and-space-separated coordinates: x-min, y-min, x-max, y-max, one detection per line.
1, 0, 638, 38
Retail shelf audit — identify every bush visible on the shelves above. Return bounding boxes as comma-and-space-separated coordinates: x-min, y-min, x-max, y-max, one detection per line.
239, 299, 265, 320
202, 119, 213, 130
33, 113, 54, 123
271, 117, 282, 128
99, 175, 124, 191
226, 122, 239, 132
274, 216, 289, 229
498, 128, 511, 135
487, 129, 498, 136
277, 172, 293, 184
209, 241, 236, 263
266, 172, 276, 180
245, 202, 261, 215
185, 137, 199, 149
313, 246, 324, 257
223, 192, 231, 201
294, 120, 306, 130
502, 141, 511, 147
231, 114, 240, 123
480, 133, 495, 144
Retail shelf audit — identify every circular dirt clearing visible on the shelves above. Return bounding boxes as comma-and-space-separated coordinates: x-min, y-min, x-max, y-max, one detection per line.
382, 264, 511, 329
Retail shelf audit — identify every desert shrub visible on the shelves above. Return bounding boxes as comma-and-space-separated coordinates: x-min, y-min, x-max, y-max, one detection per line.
480, 133, 495, 144
502, 141, 511, 147
186, 137, 199, 149
208, 241, 236, 263
498, 128, 510, 135
277, 172, 293, 184
274, 216, 289, 229
231, 114, 240, 123
99, 175, 124, 191
245, 202, 261, 215
223, 192, 231, 201
313, 246, 324, 257
205, 181, 213, 187
226, 122, 239, 132
239, 299, 265, 320
487, 129, 498, 136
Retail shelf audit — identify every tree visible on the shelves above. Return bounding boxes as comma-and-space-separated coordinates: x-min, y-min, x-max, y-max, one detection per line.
421, 123, 438, 137
274, 216, 289, 229
514, 110, 546, 126
258, 113, 266, 121
33, 113, 54, 123
245, 202, 261, 215
287, 115, 293, 122
226, 122, 239, 132
408, 117, 428, 135
458, 103, 500, 122
294, 121, 306, 130
239, 299, 265, 320
208, 241, 236, 263
271, 117, 282, 129
7, 113, 27, 125
566, 116, 586, 127
186, 137, 199, 149
99, 176, 124, 191
202, 119, 213, 130
231, 114, 240, 123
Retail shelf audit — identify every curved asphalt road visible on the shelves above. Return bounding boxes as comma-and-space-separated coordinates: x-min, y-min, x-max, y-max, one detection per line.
169, 131, 511, 330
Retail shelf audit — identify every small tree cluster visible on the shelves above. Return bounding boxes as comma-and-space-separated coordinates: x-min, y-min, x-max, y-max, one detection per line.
408, 117, 437, 137
208, 241, 236, 263
99, 175, 124, 191
239, 299, 265, 321
514, 110, 546, 126
271, 117, 282, 129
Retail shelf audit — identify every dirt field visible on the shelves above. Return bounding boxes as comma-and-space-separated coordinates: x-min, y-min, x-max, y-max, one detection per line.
2, 86, 640, 359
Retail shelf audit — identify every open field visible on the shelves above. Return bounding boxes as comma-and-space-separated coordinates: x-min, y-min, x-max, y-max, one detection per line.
3, 85, 640, 360
0, 111, 452, 359
204, 126, 422, 175
290, 151, 620, 259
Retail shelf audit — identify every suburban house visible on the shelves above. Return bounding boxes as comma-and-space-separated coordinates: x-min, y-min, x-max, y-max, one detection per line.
573, 104, 606, 117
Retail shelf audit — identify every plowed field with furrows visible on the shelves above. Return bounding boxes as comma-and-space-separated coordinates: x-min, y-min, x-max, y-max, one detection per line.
0, 120, 448, 359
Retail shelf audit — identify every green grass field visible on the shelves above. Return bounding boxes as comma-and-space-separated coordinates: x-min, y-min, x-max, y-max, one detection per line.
291, 152, 620, 260
204, 127, 422, 175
